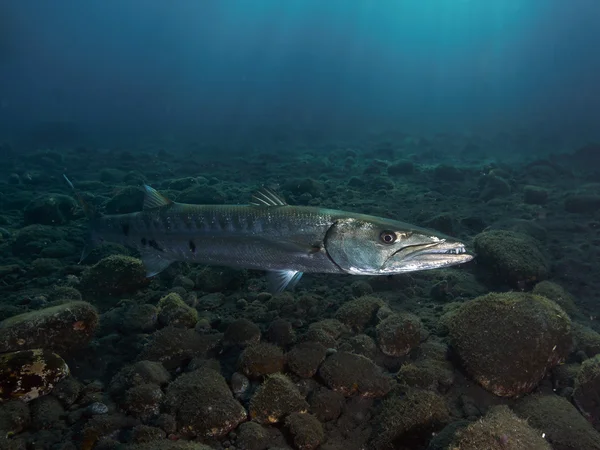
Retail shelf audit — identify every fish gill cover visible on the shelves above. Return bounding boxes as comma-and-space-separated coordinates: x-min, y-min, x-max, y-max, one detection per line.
0, 1, 599, 449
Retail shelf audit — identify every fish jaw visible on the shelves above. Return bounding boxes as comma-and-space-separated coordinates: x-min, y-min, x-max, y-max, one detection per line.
379, 239, 473, 274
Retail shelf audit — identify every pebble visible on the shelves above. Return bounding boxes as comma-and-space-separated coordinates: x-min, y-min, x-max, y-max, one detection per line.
85, 402, 109, 416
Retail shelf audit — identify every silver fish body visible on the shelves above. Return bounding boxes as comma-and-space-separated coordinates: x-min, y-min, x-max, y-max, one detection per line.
80, 184, 474, 292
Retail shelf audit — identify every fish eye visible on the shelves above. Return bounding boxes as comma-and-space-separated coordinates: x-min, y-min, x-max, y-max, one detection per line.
380, 230, 397, 244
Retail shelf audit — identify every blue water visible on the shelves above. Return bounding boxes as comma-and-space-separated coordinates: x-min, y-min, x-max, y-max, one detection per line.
1, 0, 599, 147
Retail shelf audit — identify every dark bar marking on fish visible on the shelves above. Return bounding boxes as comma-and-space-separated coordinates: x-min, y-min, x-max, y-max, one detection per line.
148, 239, 163, 252
189, 240, 196, 253
121, 223, 130, 237
141, 237, 147, 246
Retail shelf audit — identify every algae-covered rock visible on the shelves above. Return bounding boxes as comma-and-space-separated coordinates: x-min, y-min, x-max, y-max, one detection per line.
319, 351, 394, 398
12, 224, 69, 257
238, 342, 284, 378
450, 405, 550, 450
0, 349, 69, 402
573, 354, 600, 431
376, 312, 421, 357
334, 295, 386, 332
24, 194, 78, 225
447, 292, 571, 397
80, 255, 148, 300
533, 280, 579, 317
397, 359, 454, 392
157, 292, 198, 328
286, 341, 327, 378
164, 367, 246, 438
0, 399, 31, 434
303, 319, 348, 348
513, 394, 600, 450
308, 386, 345, 422
0, 301, 98, 354
249, 373, 309, 424
474, 230, 549, 288
123, 383, 164, 422
224, 318, 261, 347
572, 322, 600, 358
371, 388, 450, 449
285, 412, 324, 450
109, 360, 171, 396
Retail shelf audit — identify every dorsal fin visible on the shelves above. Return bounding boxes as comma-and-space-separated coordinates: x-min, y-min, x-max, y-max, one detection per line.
143, 185, 173, 209
250, 187, 287, 207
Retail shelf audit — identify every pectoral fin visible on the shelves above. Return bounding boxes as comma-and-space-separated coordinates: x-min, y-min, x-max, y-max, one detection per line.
267, 270, 303, 293
140, 250, 173, 277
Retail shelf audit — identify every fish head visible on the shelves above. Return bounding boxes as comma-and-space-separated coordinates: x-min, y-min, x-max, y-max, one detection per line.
325, 216, 473, 275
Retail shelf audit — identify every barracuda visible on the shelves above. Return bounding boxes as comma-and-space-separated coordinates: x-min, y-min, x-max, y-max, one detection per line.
65, 177, 474, 292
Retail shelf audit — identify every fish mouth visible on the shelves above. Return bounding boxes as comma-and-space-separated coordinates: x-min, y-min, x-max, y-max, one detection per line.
384, 240, 474, 270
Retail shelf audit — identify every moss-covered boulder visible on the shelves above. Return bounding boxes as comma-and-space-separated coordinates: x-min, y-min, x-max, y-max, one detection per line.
474, 230, 549, 288
238, 342, 284, 378
513, 394, 600, 450
286, 341, 327, 378
573, 354, 600, 431
24, 194, 78, 226
446, 292, 571, 397
376, 312, 421, 357
285, 412, 324, 450
0, 349, 69, 402
319, 351, 394, 398
371, 388, 449, 449
450, 405, 550, 450
157, 293, 197, 328
533, 280, 579, 317
164, 368, 246, 438
572, 323, 600, 358
80, 255, 148, 301
249, 373, 308, 424
334, 295, 386, 332
0, 301, 98, 354
224, 318, 261, 347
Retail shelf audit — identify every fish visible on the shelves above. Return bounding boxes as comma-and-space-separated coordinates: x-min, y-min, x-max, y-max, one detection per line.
64, 176, 474, 292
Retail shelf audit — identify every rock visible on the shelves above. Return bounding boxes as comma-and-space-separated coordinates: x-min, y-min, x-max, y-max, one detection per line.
0, 301, 98, 354
318, 351, 394, 398
285, 412, 324, 450
346, 334, 378, 359
224, 318, 261, 347
564, 194, 600, 213
0, 400, 31, 434
235, 421, 271, 450
397, 359, 454, 392
267, 318, 296, 348
164, 368, 246, 438
433, 165, 464, 182
230, 372, 250, 399
308, 387, 345, 422
24, 194, 78, 225
513, 394, 600, 450
376, 312, 421, 357
447, 292, 571, 397
286, 341, 327, 378
572, 323, 600, 358
573, 354, 600, 431
12, 224, 69, 257
128, 424, 166, 444
479, 175, 511, 201
303, 319, 348, 348
334, 295, 386, 332
450, 405, 550, 450
238, 342, 284, 378
532, 281, 579, 317
350, 280, 374, 297
157, 293, 198, 328
137, 327, 221, 371
473, 230, 549, 288
249, 373, 309, 424
80, 255, 148, 301
123, 383, 163, 422
0, 349, 69, 402
387, 160, 414, 176
30, 394, 65, 430
371, 388, 449, 449
283, 178, 322, 197
177, 185, 225, 204
523, 185, 549, 205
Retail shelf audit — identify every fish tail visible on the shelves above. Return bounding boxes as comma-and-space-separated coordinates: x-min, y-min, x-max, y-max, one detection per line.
63, 174, 100, 262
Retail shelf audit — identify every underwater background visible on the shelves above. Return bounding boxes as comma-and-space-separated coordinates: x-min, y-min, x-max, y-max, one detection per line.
1, 1, 600, 449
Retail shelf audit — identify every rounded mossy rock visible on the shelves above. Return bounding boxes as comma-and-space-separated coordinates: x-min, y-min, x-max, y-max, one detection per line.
0, 349, 69, 402
224, 318, 261, 348
23, 194, 78, 225
109, 360, 171, 397
450, 405, 550, 450
318, 351, 394, 398
573, 354, 600, 431
235, 421, 272, 450
164, 367, 246, 438
157, 292, 198, 328
285, 412, 324, 450
238, 342, 284, 378
446, 292, 571, 397
302, 319, 348, 348
513, 393, 600, 450
123, 383, 164, 422
334, 295, 387, 332
249, 373, 309, 424
371, 388, 450, 450
286, 341, 327, 378
473, 230, 549, 288
308, 386, 345, 422
533, 280, 579, 317
376, 312, 421, 357
572, 322, 600, 358
80, 255, 149, 301
0, 301, 98, 355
